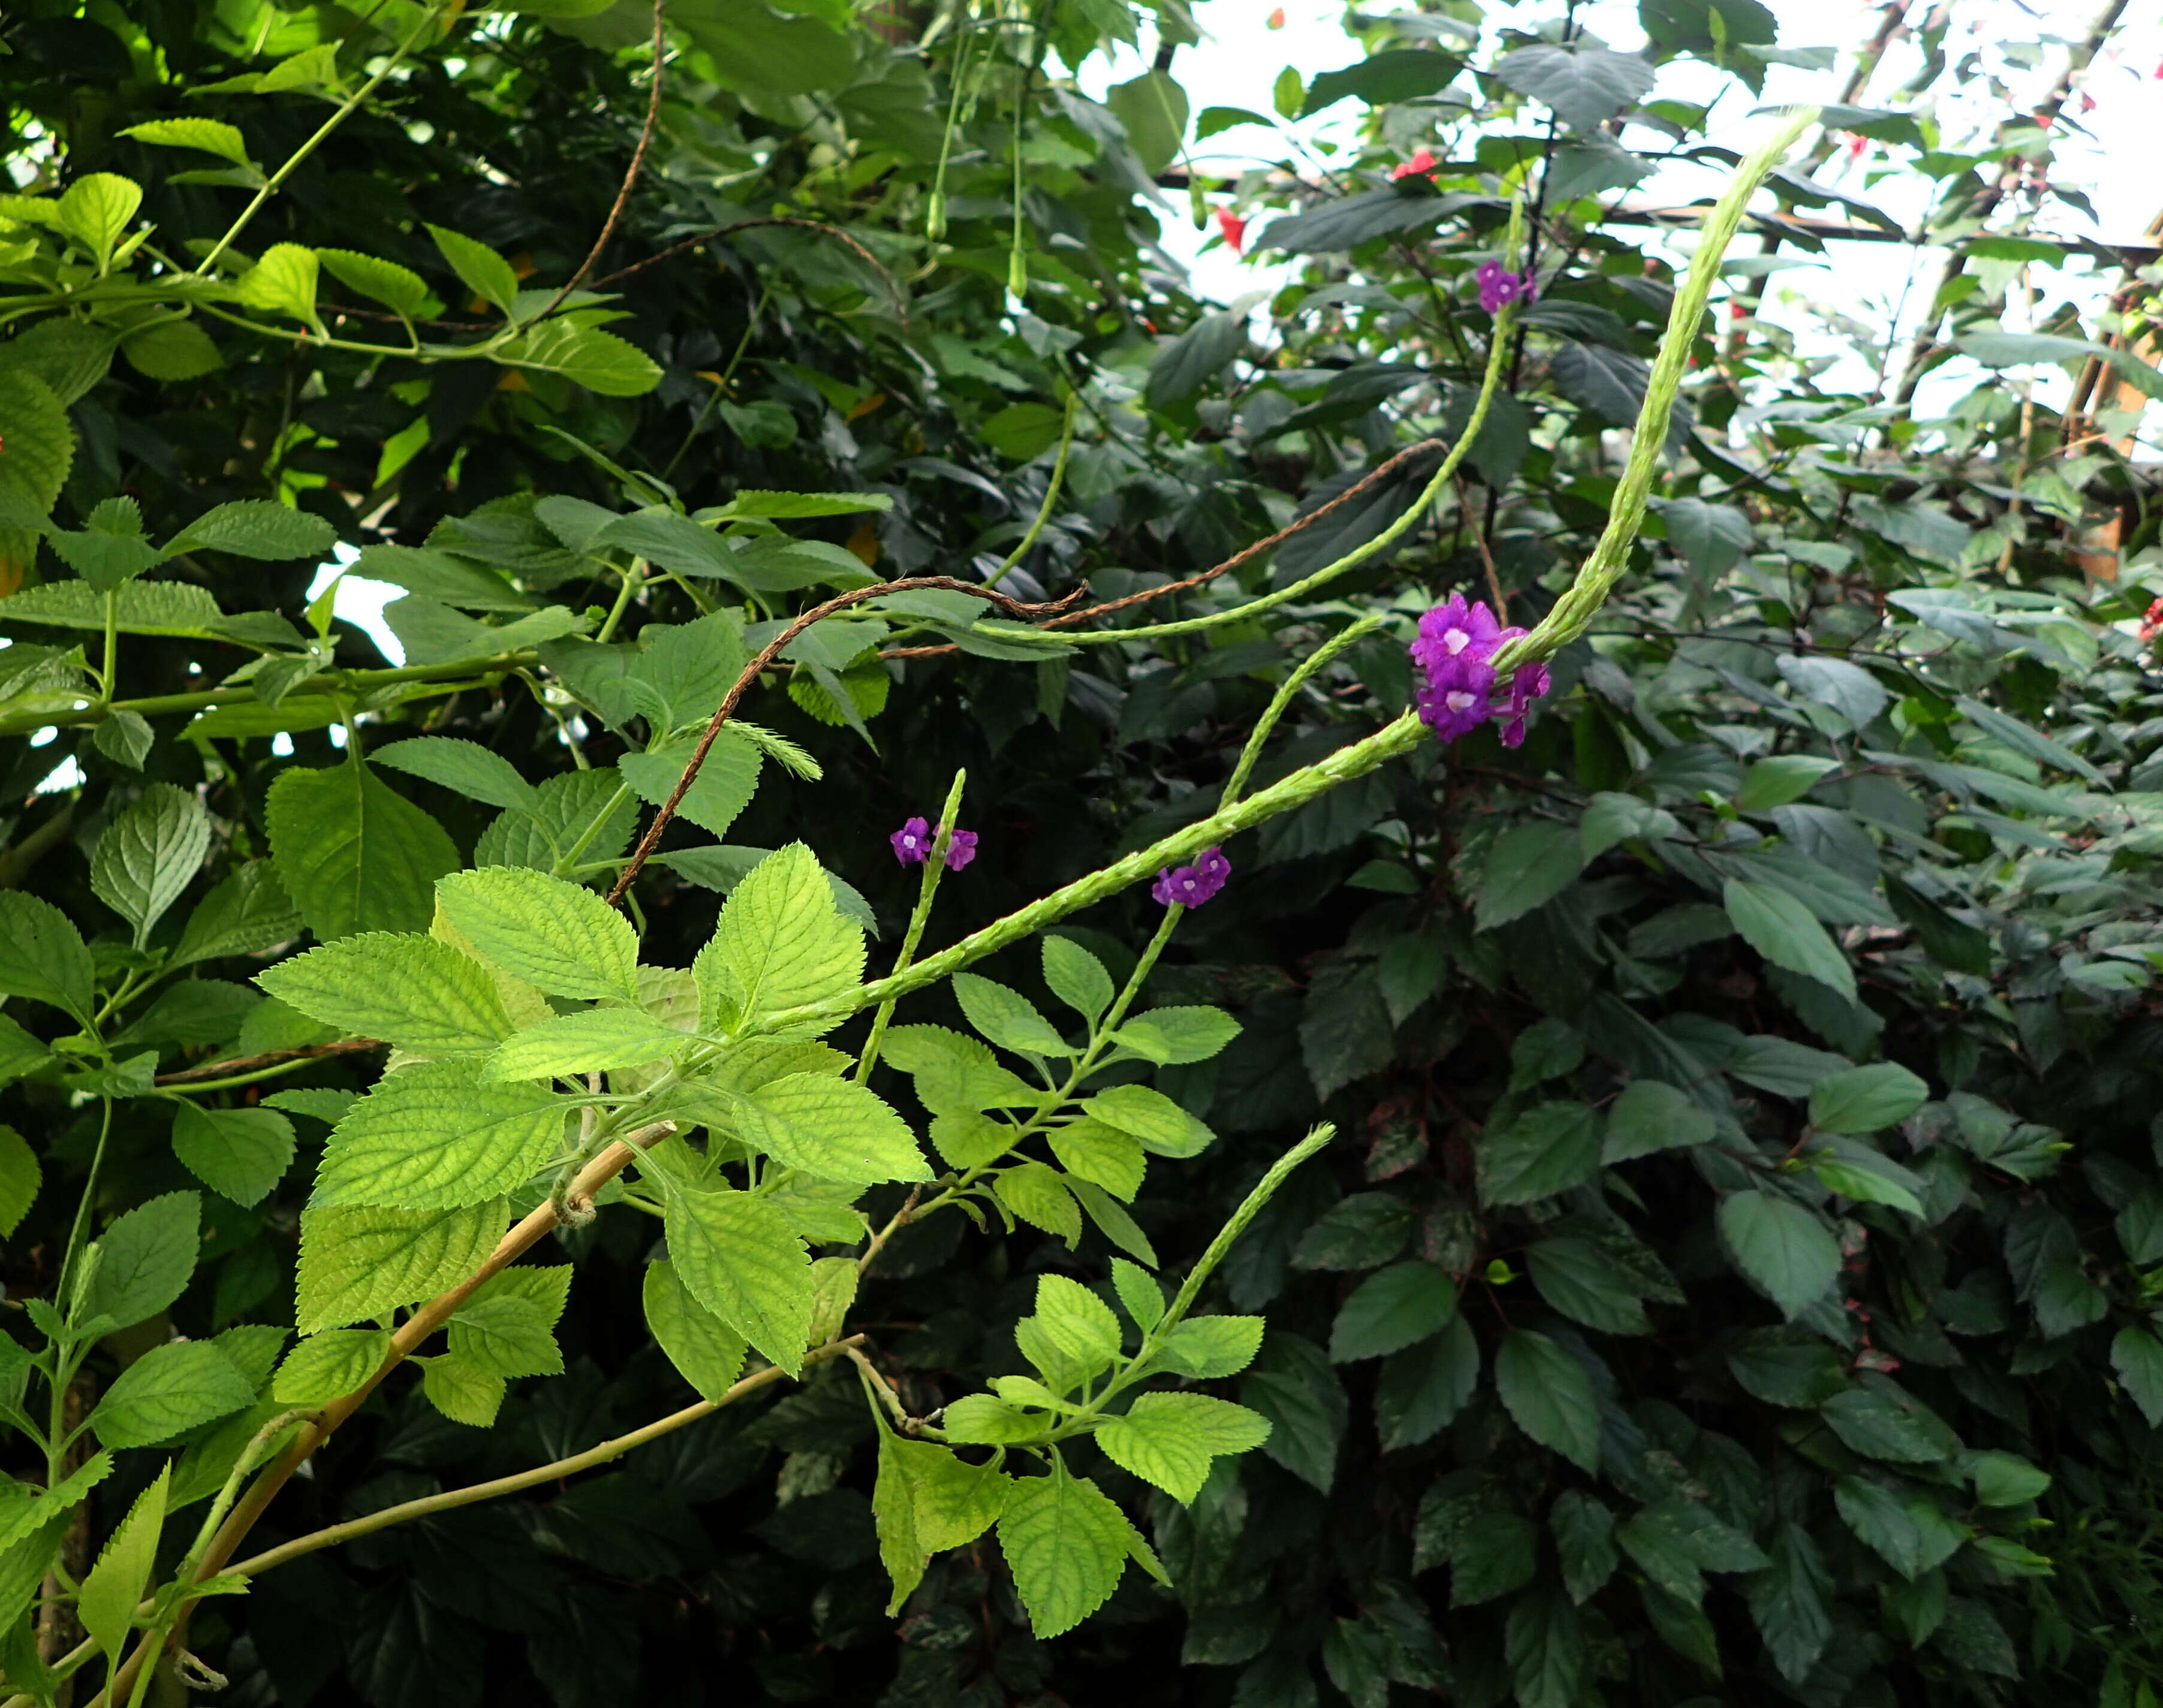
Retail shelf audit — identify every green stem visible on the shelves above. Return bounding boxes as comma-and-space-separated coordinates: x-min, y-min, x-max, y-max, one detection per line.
983, 396, 1076, 590
1221, 611, 1389, 810
154, 1055, 329, 1097
977, 247, 1522, 651
98, 592, 118, 704
757, 710, 1430, 1038
192, 4, 449, 276
595, 561, 646, 643
855, 770, 968, 1085
0, 650, 541, 739
1490, 109, 1816, 678
552, 784, 637, 878
54, 1099, 113, 1324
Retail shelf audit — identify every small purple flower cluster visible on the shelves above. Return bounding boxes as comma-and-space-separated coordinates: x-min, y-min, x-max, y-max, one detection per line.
1152, 847, 1231, 909
1409, 594, 1552, 748
891, 817, 978, 871
1477, 260, 1537, 315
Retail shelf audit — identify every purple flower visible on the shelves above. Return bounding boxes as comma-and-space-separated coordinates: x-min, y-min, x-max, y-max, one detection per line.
1151, 845, 1231, 908
891, 816, 933, 865
1476, 261, 1538, 315
895, 816, 980, 870
1408, 594, 1552, 746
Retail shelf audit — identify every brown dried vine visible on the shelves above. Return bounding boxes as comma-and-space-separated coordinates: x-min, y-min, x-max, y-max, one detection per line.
605, 576, 1087, 905
879, 436, 1446, 660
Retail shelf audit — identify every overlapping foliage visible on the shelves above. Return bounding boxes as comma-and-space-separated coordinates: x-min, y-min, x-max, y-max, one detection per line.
2, 0, 2161, 1704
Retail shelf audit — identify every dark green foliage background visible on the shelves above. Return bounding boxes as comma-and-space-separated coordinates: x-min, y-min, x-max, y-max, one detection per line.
4, 0, 2162, 1704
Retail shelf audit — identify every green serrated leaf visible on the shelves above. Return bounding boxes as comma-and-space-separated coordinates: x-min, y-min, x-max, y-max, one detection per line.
314, 1059, 564, 1210
257, 932, 514, 1054
1096, 1393, 1270, 1503
436, 865, 641, 1001
662, 1182, 812, 1375
998, 1467, 1135, 1638
692, 844, 864, 1032
294, 1199, 505, 1333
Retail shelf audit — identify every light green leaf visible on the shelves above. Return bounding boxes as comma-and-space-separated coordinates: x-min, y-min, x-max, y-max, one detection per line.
1477, 1102, 1600, 1206
436, 865, 640, 1001
993, 1162, 1082, 1246
1111, 1258, 1164, 1333
1041, 936, 1113, 1023
57, 173, 141, 266
89, 783, 210, 947
499, 321, 662, 396
234, 243, 320, 324
170, 1104, 294, 1207
1117, 1005, 1241, 1066
1104, 70, 1189, 176
294, 1199, 505, 1333
314, 1059, 564, 1210
421, 1350, 507, 1427
692, 843, 864, 1031
942, 1394, 1046, 1443
82, 1191, 200, 1331
1096, 1393, 1271, 1505
267, 760, 460, 942
998, 1468, 1137, 1638
953, 973, 1070, 1056
0, 1128, 40, 1237
0, 893, 95, 1019
1734, 754, 1839, 812
727, 1073, 929, 1186
881, 1025, 1039, 1111
642, 1258, 747, 1402
120, 316, 222, 381
371, 736, 542, 814
1328, 1261, 1456, 1361
617, 731, 763, 840
1601, 1080, 1715, 1162
272, 1329, 391, 1403
447, 1293, 562, 1378
173, 862, 302, 967
1028, 1273, 1122, 1375
91, 1342, 254, 1449
317, 248, 432, 318
121, 117, 254, 166
257, 932, 514, 1054
1808, 1063, 1929, 1134
426, 224, 520, 315
872, 1427, 1011, 1613
1082, 1083, 1213, 1159
1494, 1330, 1600, 1473
662, 1183, 812, 1375
76, 1463, 168, 1673
1724, 877, 1855, 1003
1718, 1190, 1840, 1320
1475, 821, 1584, 932
1158, 1315, 1264, 1379
484, 1007, 688, 1081
1047, 1119, 1146, 1201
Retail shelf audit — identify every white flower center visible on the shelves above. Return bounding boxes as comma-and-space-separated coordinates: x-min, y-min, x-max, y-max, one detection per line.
1445, 691, 1477, 712
1443, 629, 1470, 654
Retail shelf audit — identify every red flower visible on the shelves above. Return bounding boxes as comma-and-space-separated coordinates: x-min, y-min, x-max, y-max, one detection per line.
1846, 132, 1867, 161
2137, 596, 2163, 644
1215, 207, 1248, 254
1391, 147, 1438, 181
1267, 6, 1285, 26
